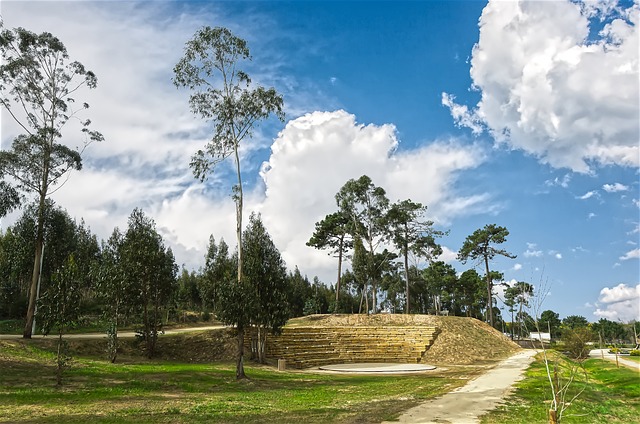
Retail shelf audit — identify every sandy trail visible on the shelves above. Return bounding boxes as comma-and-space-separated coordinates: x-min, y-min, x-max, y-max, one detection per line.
383, 349, 537, 424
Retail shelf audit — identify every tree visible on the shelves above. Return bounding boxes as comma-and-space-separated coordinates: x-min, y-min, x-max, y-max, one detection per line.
561, 315, 589, 331
287, 267, 312, 318
592, 318, 626, 344
0, 26, 103, 338
456, 269, 485, 318
421, 261, 457, 315
95, 228, 133, 363
307, 211, 353, 308
37, 255, 81, 385
336, 175, 389, 313
174, 26, 284, 380
539, 310, 562, 339
120, 209, 177, 358
199, 236, 235, 313
505, 281, 534, 338
173, 26, 284, 285
386, 199, 444, 314
242, 213, 290, 364
457, 224, 516, 328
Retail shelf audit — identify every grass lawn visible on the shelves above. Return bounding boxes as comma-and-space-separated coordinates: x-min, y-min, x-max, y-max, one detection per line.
623, 355, 640, 363
0, 340, 474, 423
481, 353, 640, 424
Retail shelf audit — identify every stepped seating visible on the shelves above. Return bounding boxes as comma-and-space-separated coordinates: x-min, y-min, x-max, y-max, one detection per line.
247, 325, 440, 368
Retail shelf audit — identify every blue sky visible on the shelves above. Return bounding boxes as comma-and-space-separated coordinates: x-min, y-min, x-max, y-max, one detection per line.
1, 0, 638, 322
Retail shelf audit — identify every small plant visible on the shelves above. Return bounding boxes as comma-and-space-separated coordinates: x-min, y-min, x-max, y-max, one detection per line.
608, 347, 620, 354
629, 349, 640, 356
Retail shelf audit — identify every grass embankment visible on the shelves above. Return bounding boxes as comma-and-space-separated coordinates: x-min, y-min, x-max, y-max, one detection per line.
481, 353, 640, 424
0, 339, 475, 423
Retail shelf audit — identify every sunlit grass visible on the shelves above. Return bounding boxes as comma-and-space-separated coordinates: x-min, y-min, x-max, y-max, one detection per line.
0, 340, 471, 423
481, 353, 640, 424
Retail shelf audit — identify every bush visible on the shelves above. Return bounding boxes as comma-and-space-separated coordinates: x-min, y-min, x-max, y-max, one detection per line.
562, 327, 594, 359
629, 350, 640, 357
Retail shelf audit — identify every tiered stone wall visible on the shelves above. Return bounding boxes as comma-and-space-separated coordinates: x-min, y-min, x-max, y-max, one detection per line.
248, 325, 440, 368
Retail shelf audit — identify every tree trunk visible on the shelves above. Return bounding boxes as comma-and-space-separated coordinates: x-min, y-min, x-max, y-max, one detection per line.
484, 256, 494, 328
234, 145, 243, 284
335, 236, 344, 311
23, 191, 47, 339
404, 246, 410, 314
56, 329, 64, 386
236, 326, 247, 380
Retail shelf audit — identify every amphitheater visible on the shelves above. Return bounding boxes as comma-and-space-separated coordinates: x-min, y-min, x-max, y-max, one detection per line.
246, 314, 520, 369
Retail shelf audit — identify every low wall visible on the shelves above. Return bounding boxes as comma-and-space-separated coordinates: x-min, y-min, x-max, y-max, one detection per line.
247, 325, 440, 368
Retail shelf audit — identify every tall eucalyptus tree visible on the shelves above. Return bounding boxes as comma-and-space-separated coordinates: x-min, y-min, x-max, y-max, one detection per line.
0, 26, 103, 338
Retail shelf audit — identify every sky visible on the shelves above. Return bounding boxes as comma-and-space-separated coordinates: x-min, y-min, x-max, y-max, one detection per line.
0, 0, 638, 323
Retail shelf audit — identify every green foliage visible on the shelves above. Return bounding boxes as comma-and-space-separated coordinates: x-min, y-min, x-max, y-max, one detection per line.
457, 224, 515, 328
0, 24, 103, 337
120, 208, 177, 358
199, 236, 235, 312
242, 213, 290, 335
37, 255, 82, 384
561, 315, 589, 330
539, 310, 562, 339
592, 317, 627, 344
335, 175, 391, 313
629, 349, 640, 356
287, 267, 312, 317
385, 199, 445, 313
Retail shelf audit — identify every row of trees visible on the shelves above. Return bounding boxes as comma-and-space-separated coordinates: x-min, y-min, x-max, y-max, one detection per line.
307, 174, 518, 328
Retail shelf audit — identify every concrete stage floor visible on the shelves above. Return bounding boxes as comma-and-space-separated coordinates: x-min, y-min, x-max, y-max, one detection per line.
318, 363, 437, 373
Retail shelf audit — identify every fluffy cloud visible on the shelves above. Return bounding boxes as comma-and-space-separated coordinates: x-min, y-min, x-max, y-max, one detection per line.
513, 263, 523, 271
594, 283, 640, 322
602, 182, 629, 192
443, 0, 639, 172
256, 110, 486, 281
619, 248, 640, 260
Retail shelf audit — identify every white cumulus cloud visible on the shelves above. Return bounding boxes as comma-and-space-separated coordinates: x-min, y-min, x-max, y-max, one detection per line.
256, 110, 487, 281
593, 283, 640, 322
443, 0, 639, 172
619, 248, 640, 260
602, 182, 629, 192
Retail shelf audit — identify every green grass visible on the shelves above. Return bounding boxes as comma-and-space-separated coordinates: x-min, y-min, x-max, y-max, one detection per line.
0, 340, 472, 423
623, 355, 640, 363
481, 353, 640, 424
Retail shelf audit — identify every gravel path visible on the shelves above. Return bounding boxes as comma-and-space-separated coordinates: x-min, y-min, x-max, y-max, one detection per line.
382, 349, 538, 424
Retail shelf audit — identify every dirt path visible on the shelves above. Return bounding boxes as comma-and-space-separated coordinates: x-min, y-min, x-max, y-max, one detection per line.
0, 325, 224, 340
382, 349, 537, 424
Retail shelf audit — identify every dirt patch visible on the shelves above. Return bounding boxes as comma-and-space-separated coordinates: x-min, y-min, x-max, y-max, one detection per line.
287, 314, 521, 365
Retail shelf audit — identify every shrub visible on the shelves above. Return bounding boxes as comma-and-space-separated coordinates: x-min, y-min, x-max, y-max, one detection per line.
562, 327, 594, 359
629, 350, 640, 357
